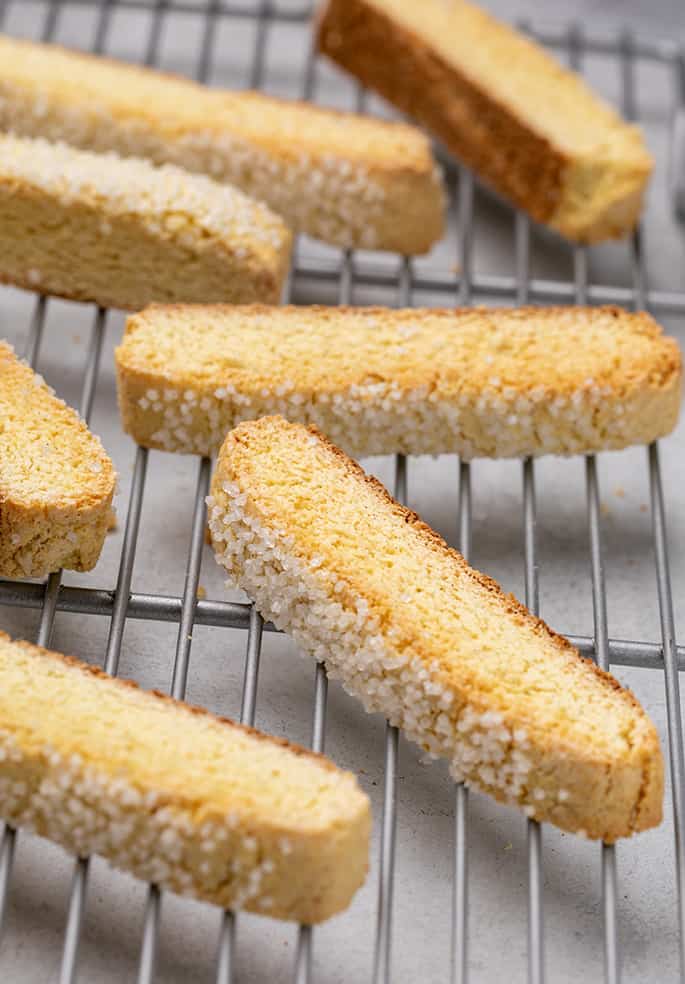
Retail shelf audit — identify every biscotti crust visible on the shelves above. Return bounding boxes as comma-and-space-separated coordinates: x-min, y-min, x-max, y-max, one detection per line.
0, 342, 115, 578
0, 33, 445, 254
0, 632, 371, 923
208, 416, 663, 842
116, 303, 682, 459
0, 134, 291, 311
317, 0, 653, 242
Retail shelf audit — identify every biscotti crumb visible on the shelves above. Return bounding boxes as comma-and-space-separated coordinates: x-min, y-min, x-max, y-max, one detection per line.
0, 132, 291, 310
116, 303, 681, 459
317, 0, 653, 242
208, 415, 663, 842
0, 33, 445, 254
0, 631, 370, 922
0, 342, 115, 578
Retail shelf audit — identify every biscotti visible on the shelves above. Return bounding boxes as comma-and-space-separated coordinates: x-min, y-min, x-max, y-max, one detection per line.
0, 33, 445, 254
317, 0, 653, 242
208, 416, 663, 841
0, 632, 370, 922
0, 133, 290, 310
115, 304, 681, 459
0, 343, 115, 579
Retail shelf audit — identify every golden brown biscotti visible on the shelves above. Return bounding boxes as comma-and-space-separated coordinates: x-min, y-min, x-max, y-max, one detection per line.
0, 632, 370, 922
0, 133, 290, 311
0, 33, 445, 254
115, 304, 681, 459
0, 343, 115, 578
208, 416, 664, 841
317, 0, 653, 242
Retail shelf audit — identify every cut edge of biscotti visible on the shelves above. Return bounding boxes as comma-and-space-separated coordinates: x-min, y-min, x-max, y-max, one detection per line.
316, 0, 653, 243
208, 415, 664, 842
115, 303, 682, 459
0, 132, 291, 310
0, 631, 371, 922
0, 33, 445, 254
551, 140, 653, 243
0, 341, 116, 579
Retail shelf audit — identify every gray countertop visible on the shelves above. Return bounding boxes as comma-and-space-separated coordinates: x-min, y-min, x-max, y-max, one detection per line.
0, 1, 684, 982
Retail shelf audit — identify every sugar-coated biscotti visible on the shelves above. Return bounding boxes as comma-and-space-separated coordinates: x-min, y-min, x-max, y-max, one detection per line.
0, 33, 445, 254
0, 632, 370, 922
208, 416, 664, 841
317, 0, 653, 242
0, 343, 115, 579
0, 133, 291, 310
116, 304, 681, 459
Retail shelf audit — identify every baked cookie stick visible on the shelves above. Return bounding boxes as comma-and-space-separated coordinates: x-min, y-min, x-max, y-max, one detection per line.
208, 416, 663, 841
116, 304, 681, 458
317, 0, 653, 242
0, 343, 115, 578
0, 134, 291, 310
0, 33, 445, 254
0, 633, 370, 923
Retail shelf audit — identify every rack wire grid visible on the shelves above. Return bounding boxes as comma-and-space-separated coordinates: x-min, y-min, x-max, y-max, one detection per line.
0, 1, 683, 982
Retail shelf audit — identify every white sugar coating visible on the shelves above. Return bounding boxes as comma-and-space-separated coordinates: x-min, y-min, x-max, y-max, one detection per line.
207, 481, 534, 805
0, 35, 445, 253
207, 417, 664, 841
0, 132, 288, 256
0, 634, 371, 922
117, 305, 682, 459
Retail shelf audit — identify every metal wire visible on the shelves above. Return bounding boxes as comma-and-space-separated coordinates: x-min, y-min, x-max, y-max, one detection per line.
128, 2, 233, 973
564, 39, 621, 981
0, 580, 681, 668
292, 244, 355, 984
52, 2, 156, 975
511, 131, 546, 984
523, 450, 545, 984
618, 35, 685, 979
574, 234, 622, 984
371, 258, 412, 984
453, 460, 471, 984
451, 163, 474, 984
293, 79, 369, 984
290, 259, 685, 313
0, 4, 682, 983
53, 308, 107, 984
0, 265, 107, 957
617, 34, 685, 980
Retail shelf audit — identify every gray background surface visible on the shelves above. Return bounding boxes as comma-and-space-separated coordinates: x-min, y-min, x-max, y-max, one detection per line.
0, 1, 684, 982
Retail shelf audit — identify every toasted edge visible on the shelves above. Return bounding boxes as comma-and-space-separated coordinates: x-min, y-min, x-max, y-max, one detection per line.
0, 631, 371, 922
0, 342, 116, 578
115, 303, 682, 459
316, 0, 652, 242
209, 415, 664, 841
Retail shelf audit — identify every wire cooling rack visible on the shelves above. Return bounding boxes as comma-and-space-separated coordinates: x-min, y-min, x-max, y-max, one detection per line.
0, 1, 683, 982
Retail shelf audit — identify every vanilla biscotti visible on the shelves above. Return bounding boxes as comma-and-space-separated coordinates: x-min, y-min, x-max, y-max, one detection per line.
0, 34, 445, 254
0, 632, 370, 922
0, 133, 290, 310
0, 343, 115, 578
317, 0, 653, 242
116, 304, 681, 459
209, 416, 663, 841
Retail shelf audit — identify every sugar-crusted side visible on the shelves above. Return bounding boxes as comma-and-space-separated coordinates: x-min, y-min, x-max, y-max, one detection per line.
116, 304, 682, 458
0, 342, 115, 578
208, 416, 663, 842
0, 133, 291, 309
317, 0, 653, 242
0, 34, 445, 254
0, 632, 370, 923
